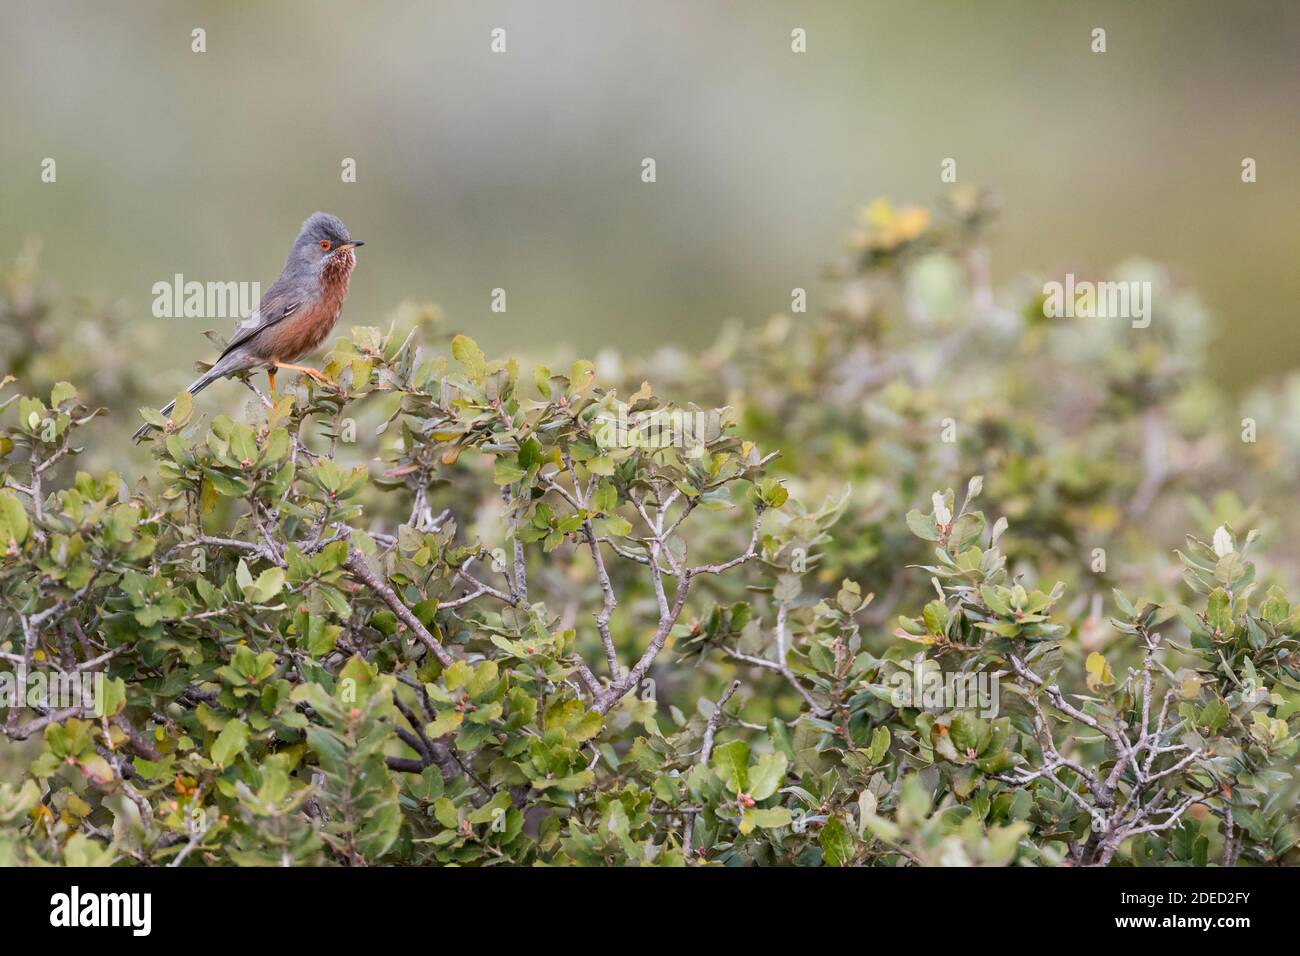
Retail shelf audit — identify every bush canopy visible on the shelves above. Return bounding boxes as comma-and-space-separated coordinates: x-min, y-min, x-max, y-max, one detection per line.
1, 192, 1297, 866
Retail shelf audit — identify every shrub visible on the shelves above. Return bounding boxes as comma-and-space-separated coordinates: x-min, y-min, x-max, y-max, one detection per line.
1, 193, 1296, 866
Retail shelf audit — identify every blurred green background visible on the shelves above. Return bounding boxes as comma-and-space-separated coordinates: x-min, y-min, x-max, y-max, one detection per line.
3, 0, 1298, 389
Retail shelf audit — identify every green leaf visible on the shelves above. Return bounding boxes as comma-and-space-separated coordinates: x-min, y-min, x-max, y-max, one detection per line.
594, 481, 617, 514
868, 725, 891, 763
950, 712, 986, 753
451, 334, 487, 379
819, 816, 855, 867
493, 459, 527, 485
0, 490, 29, 547
518, 437, 543, 471
746, 751, 788, 802
203, 468, 249, 497
711, 739, 750, 793
466, 660, 499, 698
570, 360, 595, 393
905, 509, 938, 541
235, 559, 254, 593
356, 801, 401, 859
1206, 588, 1233, 634
171, 389, 194, 428
922, 600, 949, 635
750, 806, 792, 830
434, 797, 460, 829
533, 364, 552, 398
758, 478, 788, 509
210, 719, 249, 767
50, 381, 77, 407
426, 712, 463, 738
948, 512, 985, 552
1112, 589, 1136, 618
230, 422, 258, 464
244, 567, 286, 603
600, 514, 632, 538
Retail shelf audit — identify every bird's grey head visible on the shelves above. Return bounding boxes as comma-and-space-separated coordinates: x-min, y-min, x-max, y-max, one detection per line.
285, 212, 364, 276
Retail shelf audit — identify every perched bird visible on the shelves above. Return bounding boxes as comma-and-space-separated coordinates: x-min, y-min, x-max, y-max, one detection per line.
132, 212, 363, 441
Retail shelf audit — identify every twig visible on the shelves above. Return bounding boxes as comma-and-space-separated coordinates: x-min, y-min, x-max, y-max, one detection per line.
343, 547, 453, 667
683, 679, 741, 855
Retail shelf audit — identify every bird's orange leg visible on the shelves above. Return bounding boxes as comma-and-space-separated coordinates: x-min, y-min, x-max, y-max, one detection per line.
267, 368, 277, 397
272, 361, 335, 387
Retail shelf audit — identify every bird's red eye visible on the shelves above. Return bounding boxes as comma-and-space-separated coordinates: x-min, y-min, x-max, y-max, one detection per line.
319, 239, 332, 251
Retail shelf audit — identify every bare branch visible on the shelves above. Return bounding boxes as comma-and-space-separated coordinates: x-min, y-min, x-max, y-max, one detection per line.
343, 547, 453, 667
684, 679, 741, 855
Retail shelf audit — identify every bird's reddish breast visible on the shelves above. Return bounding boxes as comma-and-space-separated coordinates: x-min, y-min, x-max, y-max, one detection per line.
268, 251, 354, 362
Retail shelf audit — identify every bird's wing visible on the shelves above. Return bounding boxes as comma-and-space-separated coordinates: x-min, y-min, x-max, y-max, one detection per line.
217, 280, 304, 360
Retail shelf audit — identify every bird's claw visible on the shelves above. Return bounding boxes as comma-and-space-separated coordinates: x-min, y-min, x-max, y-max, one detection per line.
273, 362, 339, 392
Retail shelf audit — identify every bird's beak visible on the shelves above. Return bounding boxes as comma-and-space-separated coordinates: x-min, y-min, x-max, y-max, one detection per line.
343, 240, 364, 249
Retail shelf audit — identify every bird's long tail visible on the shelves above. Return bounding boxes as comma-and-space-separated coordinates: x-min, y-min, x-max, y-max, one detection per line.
131, 364, 229, 442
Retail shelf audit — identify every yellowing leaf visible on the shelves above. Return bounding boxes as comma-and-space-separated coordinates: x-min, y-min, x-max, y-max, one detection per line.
0, 490, 29, 548
451, 334, 486, 380
570, 360, 595, 393
1085, 651, 1114, 691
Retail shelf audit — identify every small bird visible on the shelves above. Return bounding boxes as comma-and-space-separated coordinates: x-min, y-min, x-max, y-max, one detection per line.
132, 212, 363, 441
